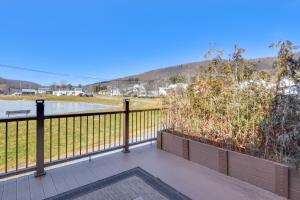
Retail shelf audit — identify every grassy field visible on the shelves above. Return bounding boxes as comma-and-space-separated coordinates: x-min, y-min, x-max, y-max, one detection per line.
0, 95, 162, 110
0, 95, 164, 174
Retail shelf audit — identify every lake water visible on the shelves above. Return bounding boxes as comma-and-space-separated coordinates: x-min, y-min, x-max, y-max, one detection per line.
0, 100, 115, 119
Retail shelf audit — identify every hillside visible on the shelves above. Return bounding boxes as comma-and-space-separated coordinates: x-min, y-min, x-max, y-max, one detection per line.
88, 53, 300, 88
0, 77, 41, 94
120, 55, 289, 82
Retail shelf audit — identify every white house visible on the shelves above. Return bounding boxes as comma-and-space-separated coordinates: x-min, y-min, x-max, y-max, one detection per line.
237, 80, 274, 90
53, 90, 67, 96
133, 84, 147, 97
21, 89, 36, 96
279, 78, 299, 95
37, 87, 52, 94
111, 87, 121, 96
74, 88, 84, 96
159, 87, 168, 96
168, 83, 188, 90
53, 88, 84, 96
158, 83, 188, 96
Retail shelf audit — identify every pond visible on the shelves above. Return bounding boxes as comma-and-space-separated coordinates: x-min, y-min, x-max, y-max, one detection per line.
0, 100, 116, 119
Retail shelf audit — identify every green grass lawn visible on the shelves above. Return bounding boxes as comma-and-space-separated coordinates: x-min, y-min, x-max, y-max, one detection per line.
0, 95, 163, 110
0, 96, 165, 174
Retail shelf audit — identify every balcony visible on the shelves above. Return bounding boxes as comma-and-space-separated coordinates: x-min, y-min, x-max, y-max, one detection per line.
0, 143, 285, 200
0, 100, 291, 199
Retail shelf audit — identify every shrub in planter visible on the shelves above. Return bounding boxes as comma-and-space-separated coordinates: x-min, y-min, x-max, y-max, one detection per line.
163, 41, 300, 167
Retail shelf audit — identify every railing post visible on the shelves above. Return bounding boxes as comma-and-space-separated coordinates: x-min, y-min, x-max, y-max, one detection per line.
122, 99, 130, 153
35, 99, 46, 177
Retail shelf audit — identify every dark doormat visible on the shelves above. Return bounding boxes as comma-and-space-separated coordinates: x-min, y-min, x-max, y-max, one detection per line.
45, 167, 191, 200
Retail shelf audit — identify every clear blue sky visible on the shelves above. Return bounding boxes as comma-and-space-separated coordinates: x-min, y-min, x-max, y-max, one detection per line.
0, 0, 299, 85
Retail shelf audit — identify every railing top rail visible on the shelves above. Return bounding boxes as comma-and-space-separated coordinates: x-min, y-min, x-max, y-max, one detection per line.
0, 116, 37, 123
129, 108, 162, 112
0, 108, 163, 122
44, 110, 126, 119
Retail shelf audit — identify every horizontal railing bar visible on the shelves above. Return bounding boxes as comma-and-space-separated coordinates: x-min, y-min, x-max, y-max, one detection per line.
0, 108, 163, 122
0, 116, 37, 123
44, 110, 126, 119
45, 145, 125, 167
129, 138, 157, 146
0, 166, 36, 179
0, 138, 157, 179
129, 108, 161, 112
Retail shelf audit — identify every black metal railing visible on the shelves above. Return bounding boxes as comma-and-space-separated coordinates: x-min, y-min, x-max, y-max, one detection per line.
0, 99, 169, 178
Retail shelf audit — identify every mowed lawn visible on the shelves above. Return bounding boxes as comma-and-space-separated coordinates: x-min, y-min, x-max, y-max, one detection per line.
0, 95, 164, 174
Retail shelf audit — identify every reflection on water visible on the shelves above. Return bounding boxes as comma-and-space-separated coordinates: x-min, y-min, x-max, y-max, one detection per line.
0, 100, 115, 118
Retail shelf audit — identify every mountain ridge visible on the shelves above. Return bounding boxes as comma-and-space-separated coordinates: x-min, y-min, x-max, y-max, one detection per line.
88, 53, 300, 88
0, 77, 41, 94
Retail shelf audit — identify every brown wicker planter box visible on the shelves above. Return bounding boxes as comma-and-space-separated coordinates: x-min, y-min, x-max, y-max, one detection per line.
157, 130, 296, 199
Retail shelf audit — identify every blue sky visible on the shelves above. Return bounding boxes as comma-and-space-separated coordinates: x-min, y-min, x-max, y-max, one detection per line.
0, 0, 299, 85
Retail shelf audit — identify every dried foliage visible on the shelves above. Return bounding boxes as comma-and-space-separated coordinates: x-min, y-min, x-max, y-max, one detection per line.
164, 41, 300, 167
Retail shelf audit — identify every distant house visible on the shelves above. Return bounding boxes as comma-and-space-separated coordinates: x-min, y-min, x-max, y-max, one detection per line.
111, 87, 121, 96
159, 83, 188, 96
53, 90, 67, 96
37, 87, 52, 95
133, 84, 147, 97
168, 83, 188, 90
237, 80, 274, 90
21, 89, 36, 96
279, 78, 300, 95
74, 88, 84, 96
98, 89, 110, 95
53, 88, 84, 96
123, 84, 147, 97
158, 87, 167, 96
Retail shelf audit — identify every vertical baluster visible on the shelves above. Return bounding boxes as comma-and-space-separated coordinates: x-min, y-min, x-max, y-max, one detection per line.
26, 120, 29, 168
114, 113, 116, 147
135, 112, 138, 142
50, 119, 52, 162
80, 116, 82, 155
5, 122, 7, 173
92, 115, 95, 152
104, 115, 106, 149
58, 118, 60, 160
66, 117, 68, 158
73, 117, 75, 157
16, 121, 18, 170
109, 114, 112, 148
151, 111, 153, 139
156, 110, 158, 134
131, 112, 134, 143
86, 116, 89, 153
139, 111, 141, 142
119, 113, 121, 146
143, 111, 146, 140
153, 111, 155, 138
147, 111, 150, 140
98, 115, 101, 150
